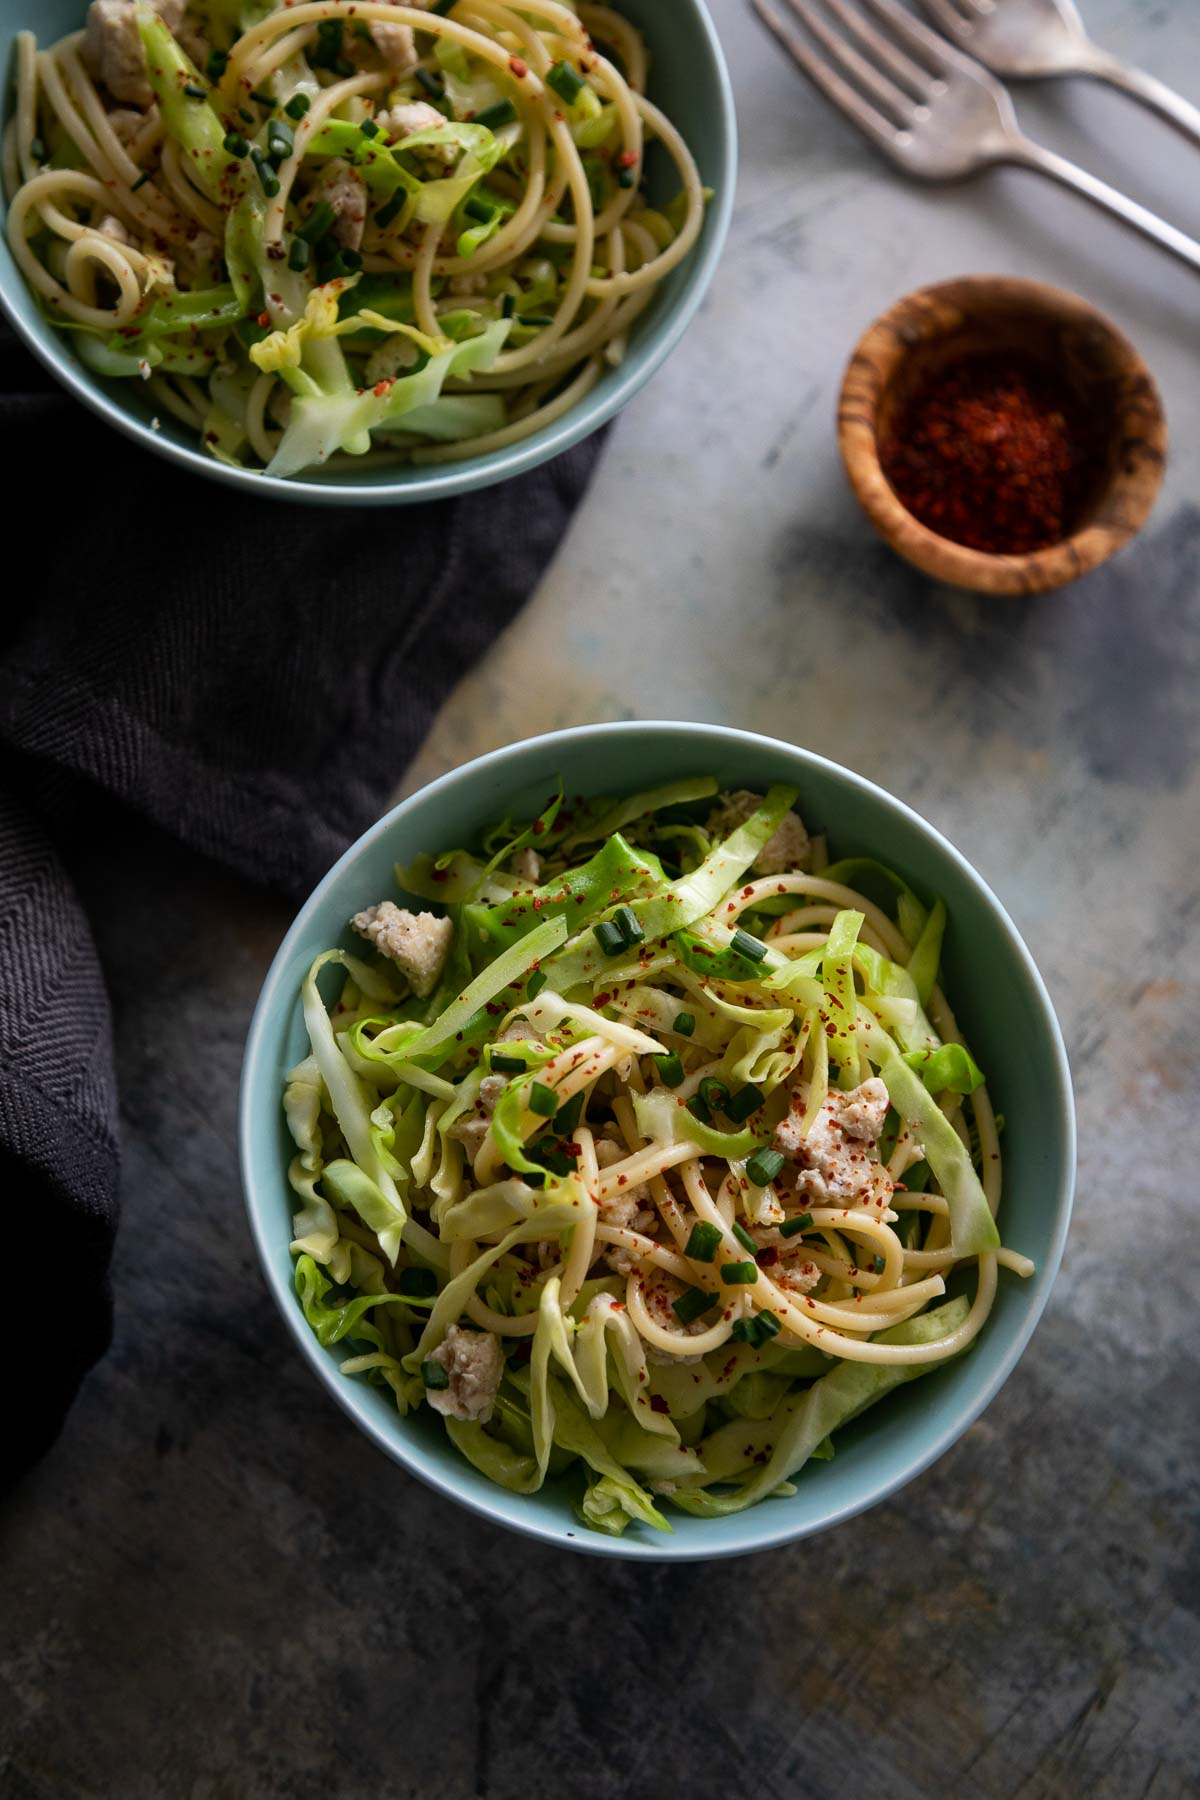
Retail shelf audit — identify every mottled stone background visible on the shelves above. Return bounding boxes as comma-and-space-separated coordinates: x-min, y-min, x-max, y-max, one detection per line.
3, 2, 1198, 1795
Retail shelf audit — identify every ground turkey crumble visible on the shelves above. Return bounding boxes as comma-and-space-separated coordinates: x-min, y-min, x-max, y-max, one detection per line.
774, 1076, 894, 1209
351, 902, 452, 997
425, 1326, 503, 1423
707, 790, 812, 876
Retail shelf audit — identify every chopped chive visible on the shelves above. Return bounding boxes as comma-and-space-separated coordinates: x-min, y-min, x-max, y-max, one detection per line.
873, 1254, 885, 1274
490, 1053, 528, 1074
779, 1211, 814, 1239
726, 1083, 763, 1123
131, 170, 151, 191
297, 201, 336, 243
249, 148, 279, 196
555, 1092, 584, 1134
721, 1261, 759, 1285
671, 1285, 717, 1326
328, 248, 363, 276
238, 108, 255, 124
519, 314, 554, 327
285, 92, 311, 121
421, 1358, 450, 1389
415, 67, 444, 98
205, 48, 228, 80
732, 1221, 757, 1254
359, 118, 380, 138
673, 1011, 696, 1037
613, 905, 643, 947
618, 168, 635, 189
182, 82, 207, 99
745, 1147, 785, 1188
684, 1222, 722, 1263
685, 1094, 712, 1125
731, 927, 767, 964
526, 970, 547, 999
376, 190, 406, 229
527, 1143, 577, 1176
698, 1076, 730, 1114
398, 1267, 438, 1298
223, 131, 250, 157
529, 1081, 558, 1117
475, 98, 517, 132
287, 236, 310, 271
250, 88, 276, 106
653, 1050, 684, 1089
731, 1310, 782, 1348
593, 919, 624, 956
267, 121, 295, 164
546, 59, 585, 104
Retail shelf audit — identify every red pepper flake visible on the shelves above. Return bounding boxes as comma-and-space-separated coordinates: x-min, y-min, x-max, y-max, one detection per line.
650, 1394, 669, 1414
256, 310, 270, 327
509, 56, 528, 77
880, 352, 1100, 555
373, 379, 392, 397
618, 149, 639, 168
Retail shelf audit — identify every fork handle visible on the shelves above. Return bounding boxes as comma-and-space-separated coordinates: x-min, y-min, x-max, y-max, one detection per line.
1083, 54, 1200, 152
1008, 137, 1200, 275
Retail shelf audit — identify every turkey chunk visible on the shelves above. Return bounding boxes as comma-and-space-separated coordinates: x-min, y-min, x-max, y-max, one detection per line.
707, 790, 811, 876
351, 902, 452, 997
510, 847, 542, 884
371, 20, 418, 70
447, 1075, 508, 1156
364, 335, 419, 387
376, 99, 447, 144
425, 1326, 504, 1423
774, 1077, 893, 1209
84, 0, 185, 106
307, 160, 367, 250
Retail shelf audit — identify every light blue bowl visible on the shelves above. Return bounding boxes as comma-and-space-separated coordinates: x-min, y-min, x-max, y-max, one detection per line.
0, 0, 734, 503
240, 722, 1075, 1560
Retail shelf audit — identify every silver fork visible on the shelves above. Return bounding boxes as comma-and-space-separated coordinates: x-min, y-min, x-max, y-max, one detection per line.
752, 0, 1200, 274
913, 0, 1200, 149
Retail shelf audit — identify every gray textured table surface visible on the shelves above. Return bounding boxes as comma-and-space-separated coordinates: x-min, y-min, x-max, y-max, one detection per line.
4, 2, 1199, 1796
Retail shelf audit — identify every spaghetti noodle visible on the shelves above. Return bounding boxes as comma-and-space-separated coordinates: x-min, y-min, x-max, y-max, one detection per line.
3, 1, 706, 476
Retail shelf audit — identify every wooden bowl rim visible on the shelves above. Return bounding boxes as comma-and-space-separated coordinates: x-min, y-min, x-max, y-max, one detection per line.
837, 275, 1167, 597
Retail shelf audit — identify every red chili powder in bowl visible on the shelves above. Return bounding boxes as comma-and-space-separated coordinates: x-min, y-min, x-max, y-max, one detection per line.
879, 352, 1103, 556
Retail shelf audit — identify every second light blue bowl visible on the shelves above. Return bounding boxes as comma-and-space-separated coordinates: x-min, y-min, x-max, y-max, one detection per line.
240, 722, 1076, 1560
0, 0, 735, 503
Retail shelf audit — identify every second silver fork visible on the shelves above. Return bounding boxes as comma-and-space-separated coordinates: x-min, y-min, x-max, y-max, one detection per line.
754, 0, 1200, 275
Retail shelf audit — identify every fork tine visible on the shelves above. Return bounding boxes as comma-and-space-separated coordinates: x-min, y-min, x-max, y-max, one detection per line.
751, 0, 902, 148
784, 0, 916, 125
823, 0, 936, 99
912, 0, 973, 38
858, 0, 981, 76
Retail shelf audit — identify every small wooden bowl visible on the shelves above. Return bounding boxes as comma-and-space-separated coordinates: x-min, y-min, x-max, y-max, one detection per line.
837, 276, 1166, 596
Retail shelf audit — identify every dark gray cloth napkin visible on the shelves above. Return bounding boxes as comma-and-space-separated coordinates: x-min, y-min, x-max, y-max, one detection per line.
0, 331, 604, 1486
